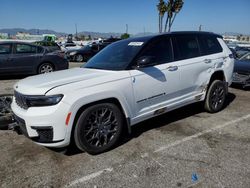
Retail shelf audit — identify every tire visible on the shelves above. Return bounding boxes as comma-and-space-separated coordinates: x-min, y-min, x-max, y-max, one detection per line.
74, 103, 123, 154
75, 54, 84, 62
38, 63, 54, 74
204, 80, 227, 113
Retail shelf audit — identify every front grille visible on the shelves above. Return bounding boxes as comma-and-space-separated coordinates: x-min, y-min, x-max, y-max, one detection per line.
14, 91, 28, 109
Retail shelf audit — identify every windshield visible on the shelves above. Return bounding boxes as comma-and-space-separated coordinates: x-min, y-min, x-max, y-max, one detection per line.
83, 40, 145, 70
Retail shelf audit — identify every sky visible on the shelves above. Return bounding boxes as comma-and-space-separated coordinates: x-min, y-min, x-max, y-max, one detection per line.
0, 0, 250, 35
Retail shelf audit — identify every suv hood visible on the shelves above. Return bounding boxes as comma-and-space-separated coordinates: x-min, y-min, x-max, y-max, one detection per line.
14, 68, 114, 95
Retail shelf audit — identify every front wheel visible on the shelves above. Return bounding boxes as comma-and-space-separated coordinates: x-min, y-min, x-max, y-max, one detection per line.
74, 103, 123, 154
204, 80, 227, 113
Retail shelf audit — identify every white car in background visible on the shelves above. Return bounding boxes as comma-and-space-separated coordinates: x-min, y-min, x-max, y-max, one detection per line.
11, 31, 234, 154
60, 42, 82, 52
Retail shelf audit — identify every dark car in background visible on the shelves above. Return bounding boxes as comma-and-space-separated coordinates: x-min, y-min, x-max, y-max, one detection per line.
65, 43, 107, 62
66, 38, 121, 62
232, 52, 250, 88
0, 41, 68, 75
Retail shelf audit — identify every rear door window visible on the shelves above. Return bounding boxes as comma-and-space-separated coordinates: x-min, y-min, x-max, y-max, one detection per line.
16, 44, 36, 54
173, 35, 200, 60
138, 37, 173, 65
0, 44, 12, 54
199, 35, 223, 55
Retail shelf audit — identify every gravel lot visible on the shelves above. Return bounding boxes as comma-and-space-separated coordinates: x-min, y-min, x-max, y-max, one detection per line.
0, 64, 250, 187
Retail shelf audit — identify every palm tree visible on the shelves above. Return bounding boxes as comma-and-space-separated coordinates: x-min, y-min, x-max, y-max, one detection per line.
157, 0, 166, 33
163, 0, 184, 32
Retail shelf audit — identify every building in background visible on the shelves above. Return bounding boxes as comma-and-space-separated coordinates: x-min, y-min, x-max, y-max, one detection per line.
237, 35, 250, 43
223, 34, 250, 43
16, 32, 43, 41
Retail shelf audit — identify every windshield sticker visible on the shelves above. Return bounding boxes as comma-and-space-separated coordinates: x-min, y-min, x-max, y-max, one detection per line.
128, 42, 144, 46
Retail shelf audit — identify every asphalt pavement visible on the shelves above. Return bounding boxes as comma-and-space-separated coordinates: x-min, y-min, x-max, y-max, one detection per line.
0, 64, 250, 187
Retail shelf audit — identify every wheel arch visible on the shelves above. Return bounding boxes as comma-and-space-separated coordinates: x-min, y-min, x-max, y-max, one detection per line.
69, 97, 132, 144
208, 70, 226, 86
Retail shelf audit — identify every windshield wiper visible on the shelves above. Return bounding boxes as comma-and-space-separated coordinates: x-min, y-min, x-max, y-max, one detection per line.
83, 66, 105, 70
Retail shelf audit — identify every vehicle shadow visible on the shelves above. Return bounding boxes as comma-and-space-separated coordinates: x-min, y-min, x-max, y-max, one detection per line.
0, 75, 27, 80
64, 92, 236, 156
124, 92, 235, 140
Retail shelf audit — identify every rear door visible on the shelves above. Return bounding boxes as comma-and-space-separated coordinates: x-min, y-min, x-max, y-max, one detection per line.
173, 34, 211, 99
0, 43, 13, 73
9, 43, 42, 74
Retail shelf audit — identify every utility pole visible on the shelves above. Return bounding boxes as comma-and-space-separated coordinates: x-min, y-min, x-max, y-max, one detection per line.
126, 24, 128, 34
75, 23, 78, 40
199, 24, 202, 31
143, 26, 146, 36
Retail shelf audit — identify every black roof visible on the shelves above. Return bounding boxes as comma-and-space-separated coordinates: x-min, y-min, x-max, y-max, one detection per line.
0, 40, 38, 45
123, 31, 222, 43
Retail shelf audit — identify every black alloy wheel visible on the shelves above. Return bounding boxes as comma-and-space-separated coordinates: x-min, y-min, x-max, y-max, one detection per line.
74, 103, 123, 154
204, 80, 227, 113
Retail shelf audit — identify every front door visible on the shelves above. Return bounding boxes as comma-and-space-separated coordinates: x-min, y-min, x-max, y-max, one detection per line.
129, 37, 181, 118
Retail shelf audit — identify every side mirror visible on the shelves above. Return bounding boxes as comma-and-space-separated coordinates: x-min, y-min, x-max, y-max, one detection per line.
136, 56, 156, 68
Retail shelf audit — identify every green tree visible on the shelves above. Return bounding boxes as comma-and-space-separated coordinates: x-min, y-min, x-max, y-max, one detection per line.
157, 0, 184, 33
121, 33, 130, 39
157, 0, 166, 33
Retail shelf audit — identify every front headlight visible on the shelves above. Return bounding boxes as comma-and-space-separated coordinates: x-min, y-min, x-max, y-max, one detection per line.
26, 94, 63, 107
69, 51, 77, 56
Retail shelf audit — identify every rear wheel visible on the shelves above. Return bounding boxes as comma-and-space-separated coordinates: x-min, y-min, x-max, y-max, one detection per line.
204, 80, 227, 113
74, 103, 123, 154
38, 63, 54, 74
75, 54, 84, 62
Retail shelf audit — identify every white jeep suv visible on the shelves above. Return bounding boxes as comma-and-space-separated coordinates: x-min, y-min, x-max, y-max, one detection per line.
11, 32, 234, 154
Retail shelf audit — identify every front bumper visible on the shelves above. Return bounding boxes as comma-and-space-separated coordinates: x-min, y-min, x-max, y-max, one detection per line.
232, 73, 250, 87
11, 98, 72, 148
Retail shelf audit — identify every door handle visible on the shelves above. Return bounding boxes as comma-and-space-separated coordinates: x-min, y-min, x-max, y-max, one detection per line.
167, 66, 178, 71
204, 59, 212, 64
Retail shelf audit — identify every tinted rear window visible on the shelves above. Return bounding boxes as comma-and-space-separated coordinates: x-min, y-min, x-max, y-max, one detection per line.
16, 44, 37, 53
174, 35, 200, 60
199, 35, 222, 55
